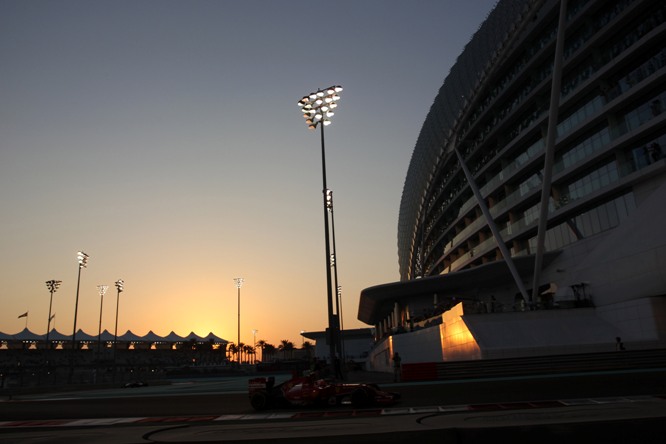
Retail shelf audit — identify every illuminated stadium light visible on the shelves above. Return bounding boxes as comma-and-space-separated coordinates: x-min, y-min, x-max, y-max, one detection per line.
77, 251, 89, 268
297, 85, 342, 130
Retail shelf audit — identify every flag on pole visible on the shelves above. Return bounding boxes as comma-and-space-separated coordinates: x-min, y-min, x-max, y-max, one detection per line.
18, 311, 28, 319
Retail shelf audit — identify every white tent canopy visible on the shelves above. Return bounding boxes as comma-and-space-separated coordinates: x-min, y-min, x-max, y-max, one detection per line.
0, 328, 227, 345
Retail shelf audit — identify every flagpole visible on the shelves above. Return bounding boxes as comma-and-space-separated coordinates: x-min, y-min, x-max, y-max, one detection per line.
18, 311, 29, 328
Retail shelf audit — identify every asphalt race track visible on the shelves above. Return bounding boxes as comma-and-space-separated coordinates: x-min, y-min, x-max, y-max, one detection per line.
1, 369, 665, 443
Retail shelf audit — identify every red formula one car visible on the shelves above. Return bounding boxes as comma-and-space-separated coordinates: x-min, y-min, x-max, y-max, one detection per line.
248, 374, 400, 411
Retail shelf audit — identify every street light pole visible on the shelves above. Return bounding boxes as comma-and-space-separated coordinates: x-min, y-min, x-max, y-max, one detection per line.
97, 285, 109, 354
297, 85, 343, 373
45, 280, 62, 349
234, 277, 244, 363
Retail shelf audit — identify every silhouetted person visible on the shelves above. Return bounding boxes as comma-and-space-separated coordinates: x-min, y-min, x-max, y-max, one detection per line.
616, 336, 625, 351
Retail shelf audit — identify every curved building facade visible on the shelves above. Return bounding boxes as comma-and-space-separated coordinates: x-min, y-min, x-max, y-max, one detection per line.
360, 0, 666, 366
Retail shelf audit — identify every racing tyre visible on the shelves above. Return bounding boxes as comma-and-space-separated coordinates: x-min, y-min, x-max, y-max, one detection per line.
250, 392, 269, 411
351, 388, 370, 408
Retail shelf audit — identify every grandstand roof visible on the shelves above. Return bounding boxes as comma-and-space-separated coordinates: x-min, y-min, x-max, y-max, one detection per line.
0, 327, 228, 344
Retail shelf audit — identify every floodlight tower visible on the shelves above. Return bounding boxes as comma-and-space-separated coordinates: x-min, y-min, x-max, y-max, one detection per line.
45, 279, 62, 349
97, 285, 109, 353
113, 279, 124, 353
112, 279, 124, 382
297, 85, 343, 371
68, 251, 88, 383
71, 251, 89, 350
234, 277, 244, 361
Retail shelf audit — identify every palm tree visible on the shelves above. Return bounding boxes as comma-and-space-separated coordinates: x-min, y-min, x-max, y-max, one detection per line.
263, 343, 276, 361
278, 339, 295, 360
227, 343, 237, 362
243, 344, 255, 364
256, 339, 267, 362
237, 342, 245, 363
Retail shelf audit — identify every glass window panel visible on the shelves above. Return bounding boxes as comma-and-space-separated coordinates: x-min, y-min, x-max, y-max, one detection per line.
598, 202, 610, 231
616, 194, 627, 220
590, 207, 601, 234
625, 192, 636, 213
581, 213, 592, 236
607, 199, 619, 227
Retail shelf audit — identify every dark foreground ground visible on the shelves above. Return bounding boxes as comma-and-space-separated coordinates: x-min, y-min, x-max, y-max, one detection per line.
1, 368, 665, 443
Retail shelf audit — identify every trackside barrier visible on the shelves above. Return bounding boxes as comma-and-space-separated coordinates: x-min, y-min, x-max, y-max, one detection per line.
401, 363, 439, 382
400, 349, 666, 382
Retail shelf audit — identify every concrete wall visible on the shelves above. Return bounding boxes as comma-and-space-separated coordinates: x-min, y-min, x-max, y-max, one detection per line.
560, 180, 666, 308
596, 297, 666, 343
366, 303, 482, 371
393, 327, 443, 363
366, 339, 392, 373
366, 297, 666, 369
441, 303, 482, 360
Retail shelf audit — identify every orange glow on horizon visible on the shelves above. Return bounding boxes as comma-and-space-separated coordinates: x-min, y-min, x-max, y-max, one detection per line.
2, 269, 369, 350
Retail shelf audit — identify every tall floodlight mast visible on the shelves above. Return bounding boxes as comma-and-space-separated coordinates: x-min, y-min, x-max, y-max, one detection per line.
297, 85, 343, 375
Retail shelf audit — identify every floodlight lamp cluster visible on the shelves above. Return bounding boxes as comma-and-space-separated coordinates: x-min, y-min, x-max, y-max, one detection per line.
325, 189, 333, 210
115, 279, 124, 293
297, 85, 343, 129
46, 280, 62, 293
234, 277, 244, 288
77, 251, 89, 268
98, 285, 109, 296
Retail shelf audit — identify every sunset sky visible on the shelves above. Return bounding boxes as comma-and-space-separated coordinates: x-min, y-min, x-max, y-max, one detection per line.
0, 0, 496, 348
